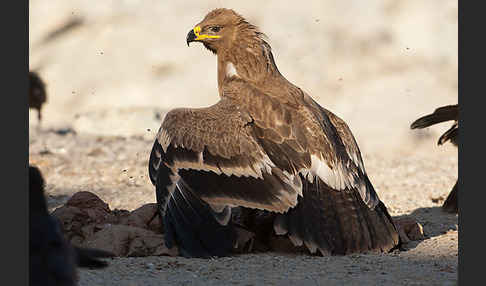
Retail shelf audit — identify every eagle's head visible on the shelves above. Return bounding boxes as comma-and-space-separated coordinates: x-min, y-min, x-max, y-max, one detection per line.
186, 8, 258, 54
186, 9, 280, 82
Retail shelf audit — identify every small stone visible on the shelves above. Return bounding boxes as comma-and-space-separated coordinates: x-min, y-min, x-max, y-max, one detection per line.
394, 217, 425, 242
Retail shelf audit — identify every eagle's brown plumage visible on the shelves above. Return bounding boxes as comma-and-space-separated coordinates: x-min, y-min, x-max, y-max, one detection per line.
29, 71, 47, 122
149, 8, 400, 257
411, 104, 458, 213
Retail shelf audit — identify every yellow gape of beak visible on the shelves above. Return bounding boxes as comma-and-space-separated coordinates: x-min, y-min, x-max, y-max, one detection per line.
194, 26, 221, 40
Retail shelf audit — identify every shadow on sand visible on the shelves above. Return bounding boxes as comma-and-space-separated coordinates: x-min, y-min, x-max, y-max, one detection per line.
393, 206, 458, 251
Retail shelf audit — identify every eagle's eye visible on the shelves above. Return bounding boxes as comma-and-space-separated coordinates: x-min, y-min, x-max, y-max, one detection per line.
210, 26, 221, 33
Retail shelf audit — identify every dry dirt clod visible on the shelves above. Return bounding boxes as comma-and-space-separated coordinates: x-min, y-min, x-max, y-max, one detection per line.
394, 217, 425, 243
52, 191, 177, 257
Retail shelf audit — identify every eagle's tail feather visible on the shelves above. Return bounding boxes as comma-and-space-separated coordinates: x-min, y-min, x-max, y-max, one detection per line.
276, 176, 400, 255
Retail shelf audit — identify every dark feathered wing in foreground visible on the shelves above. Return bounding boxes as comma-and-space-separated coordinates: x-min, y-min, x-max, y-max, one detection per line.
410, 105, 458, 147
29, 71, 47, 122
411, 104, 458, 213
149, 8, 400, 257
29, 166, 114, 286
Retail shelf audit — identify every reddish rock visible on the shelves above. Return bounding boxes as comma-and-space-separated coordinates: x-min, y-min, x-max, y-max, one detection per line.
52, 191, 113, 242
66, 191, 110, 212
82, 224, 177, 257
394, 217, 425, 243
51, 191, 173, 257
118, 203, 161, 232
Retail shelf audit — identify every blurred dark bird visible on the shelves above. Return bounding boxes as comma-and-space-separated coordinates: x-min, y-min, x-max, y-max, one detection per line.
40, 17, 84, 45
411, 104, 458, 213
29, 71, 47, 123
148, 8, 400, 258
29, 165, 114, 286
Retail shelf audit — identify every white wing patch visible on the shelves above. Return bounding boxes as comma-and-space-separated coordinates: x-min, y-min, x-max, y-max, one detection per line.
301, 154, 369, 204
169, 150, 276, 179
157, 128, 171, 153
302, 154, 356, 191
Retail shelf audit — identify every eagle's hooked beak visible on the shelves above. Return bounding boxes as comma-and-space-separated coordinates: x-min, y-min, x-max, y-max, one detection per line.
186, 26, 221, 47
186, 29, 197, 46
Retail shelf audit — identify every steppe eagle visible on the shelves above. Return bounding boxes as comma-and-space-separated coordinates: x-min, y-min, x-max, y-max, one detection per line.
149, 8, 400, 257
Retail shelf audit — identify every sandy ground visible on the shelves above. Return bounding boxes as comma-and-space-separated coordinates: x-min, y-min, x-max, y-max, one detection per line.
29, 0, 458, 284
29, 128, 458, 286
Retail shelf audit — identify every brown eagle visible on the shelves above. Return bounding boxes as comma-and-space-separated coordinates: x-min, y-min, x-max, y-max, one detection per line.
29, 71, 47, 123
148, 8, 400, 258
411, 104, 458, 213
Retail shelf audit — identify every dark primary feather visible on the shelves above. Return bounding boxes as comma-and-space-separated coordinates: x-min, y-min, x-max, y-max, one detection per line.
164, 180, 237, 258
410, 105, 458, 129
29, 166, 113, 286
438, 122, 458, 146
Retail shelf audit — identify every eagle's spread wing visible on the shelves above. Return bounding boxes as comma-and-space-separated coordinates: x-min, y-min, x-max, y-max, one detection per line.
148, 98, 303, 257
149, 98, 303, 215
223, 79, 379, 208
302, 92, 379, 208
149, 80, 398, 256
149, 85, 378, 217
225, 82, 396, 254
